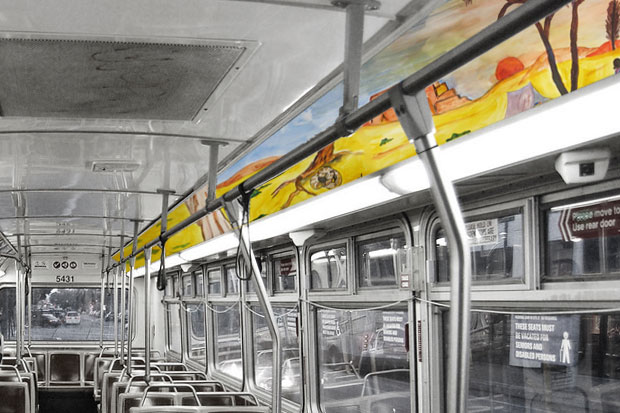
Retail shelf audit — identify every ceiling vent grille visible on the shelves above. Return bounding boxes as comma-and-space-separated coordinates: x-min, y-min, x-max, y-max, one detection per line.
0, 38, 245, 121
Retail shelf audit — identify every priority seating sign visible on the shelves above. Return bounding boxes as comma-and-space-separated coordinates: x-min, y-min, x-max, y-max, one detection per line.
509, 315, 580, 368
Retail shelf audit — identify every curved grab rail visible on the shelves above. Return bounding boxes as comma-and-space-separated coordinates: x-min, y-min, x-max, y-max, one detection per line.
124, 372, 173, 392
0, 364, 22, 381
119, 364, 162, 380
139, 383, 201, 407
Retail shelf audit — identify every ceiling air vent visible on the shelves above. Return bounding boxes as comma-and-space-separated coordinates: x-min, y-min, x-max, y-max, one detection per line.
0, 38, 246, 121
91, 160, 141, 173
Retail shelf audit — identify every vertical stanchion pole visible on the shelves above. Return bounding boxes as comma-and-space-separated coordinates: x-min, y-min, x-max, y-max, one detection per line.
390, 87, 472, 413
100, 253, 106, 350
144, 247, 152, 383
119, 235, 126, 364
225, 200, 281, 413
340, 0, 365, 115
27, 250, 32, 350
127, 220, 139, 375
15, 236, 22, 363
113, 266, 119, 357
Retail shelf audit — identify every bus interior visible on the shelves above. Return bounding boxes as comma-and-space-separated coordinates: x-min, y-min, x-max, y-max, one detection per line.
0, 0, 620, 412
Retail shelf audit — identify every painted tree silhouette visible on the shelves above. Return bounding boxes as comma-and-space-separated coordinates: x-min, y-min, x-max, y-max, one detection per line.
607, 0, 620, 50
465, 0, 588, 96
570, 0, 585, 91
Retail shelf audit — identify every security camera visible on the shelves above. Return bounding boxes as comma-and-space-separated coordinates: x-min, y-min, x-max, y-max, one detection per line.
555, 148, 611, 184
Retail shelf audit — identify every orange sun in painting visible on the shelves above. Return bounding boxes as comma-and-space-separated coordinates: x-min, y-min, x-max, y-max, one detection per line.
495, 56, 525, 81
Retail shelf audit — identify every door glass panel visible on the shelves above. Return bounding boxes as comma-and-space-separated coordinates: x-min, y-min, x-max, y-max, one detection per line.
186, 302, 205, 363
252, 305, 300, 403
167, 303, 182, 354
317, 308, 410, 413
214, 304, 242, 380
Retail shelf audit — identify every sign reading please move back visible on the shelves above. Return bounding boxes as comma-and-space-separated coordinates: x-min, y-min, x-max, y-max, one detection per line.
558, 198, 620, 242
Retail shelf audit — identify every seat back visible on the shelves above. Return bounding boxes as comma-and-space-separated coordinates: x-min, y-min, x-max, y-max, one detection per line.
101, 372, 122, 413
129, 408, 270, 413
165, 371, 207, 381
49, 353, 80, 383
153, 362, 187, 372
179, 392, 257, 407
170, 381, 224, 393
0, 381, 31, 413
94, 357, 114, 400
120, 392, 176, 413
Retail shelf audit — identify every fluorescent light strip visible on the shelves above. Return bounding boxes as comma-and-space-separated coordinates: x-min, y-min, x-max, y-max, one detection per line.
134, 75, 620, 269
383, 75, 620, 192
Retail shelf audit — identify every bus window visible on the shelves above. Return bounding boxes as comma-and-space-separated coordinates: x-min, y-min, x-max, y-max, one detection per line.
545, 194, 620, 278
214, 304, 242, 380
310, 245, 347, 290
27, 287, 128, 341
225, 265, 240, 296
357, 232, 407, 288
167, 303, 182, 355
0, 288, 15, 341
247, 255, 268, 294
182, 275, 194, 296
252, 305, 300, 402
317, 308, 410, 413
195, 270, 204, 297
273, 253, 297, 293
186, 302, 206, 363
435, 210, 524, 283
445, 311, 620, 411
164, 276, 175, 298
207, 268, 222, 296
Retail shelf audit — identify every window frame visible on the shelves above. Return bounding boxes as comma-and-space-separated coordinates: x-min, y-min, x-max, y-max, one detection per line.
204, 260, 243, 385
163, 271, 183, 359
307, 239, 352, 295
428, 198, 534, 293
181, 267, 207, 366
355, 227, 410, 291
243, 244, 301, 407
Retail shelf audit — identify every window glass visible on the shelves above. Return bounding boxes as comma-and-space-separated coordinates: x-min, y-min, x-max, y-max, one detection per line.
167, 303, 182, 354
273, 254, 297, 292
165, 276, 174, 298
182, 275, 193, 296
545, 195, 620, 278
247, 255, 268, 294
310, 245, 347, 290
252, 305, 300, 402
195, 271, 204, 297
435, 210, 524, 283
207, 269, 221, 296
317, 308, 410, 413
27, 287, 127, 341
444, 311, 620, 412
0, 288, 15, 340
186, 302, 206, 363
215, 304, 242, 380
358, 233, 407, 288
226, 266, 240, 296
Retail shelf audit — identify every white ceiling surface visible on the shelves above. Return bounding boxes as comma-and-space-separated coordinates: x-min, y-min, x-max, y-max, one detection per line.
0, 0, 412, 258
